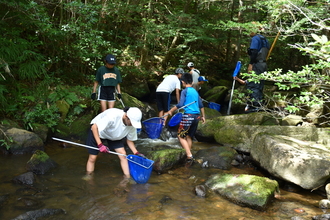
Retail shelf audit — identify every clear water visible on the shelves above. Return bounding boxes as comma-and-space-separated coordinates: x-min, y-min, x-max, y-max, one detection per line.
0, 138, 326, 220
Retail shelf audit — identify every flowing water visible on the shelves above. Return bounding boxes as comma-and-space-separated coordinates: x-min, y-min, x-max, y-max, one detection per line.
0, 137, 327, 220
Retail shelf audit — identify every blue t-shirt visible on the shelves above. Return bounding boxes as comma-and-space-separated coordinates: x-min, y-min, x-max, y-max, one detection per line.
176, 87, 203, 114
250, 34, 270, 51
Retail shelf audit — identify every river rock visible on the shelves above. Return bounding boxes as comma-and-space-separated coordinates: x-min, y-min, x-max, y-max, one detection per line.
312, 213, 330, 220
205, 173, 279, 210
195, 185, 206, 197
251, 134, 330, 189
281, 114, 303, 126
197, 113, 330, 189
0, 125, 44, 155
11, 208, 66, 220
12, 172, 35, 185
194, 146, 237, 170
147, 148, 186, 173
26, 150, 57, 175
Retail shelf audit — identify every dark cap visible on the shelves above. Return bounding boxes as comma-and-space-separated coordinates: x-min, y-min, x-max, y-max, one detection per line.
105, 54, 116, 64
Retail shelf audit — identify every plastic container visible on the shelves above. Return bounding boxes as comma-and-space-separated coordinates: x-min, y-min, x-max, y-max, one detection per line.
208, 102, 221, 112
127, 155, 154, 184
168, 112, 182, 127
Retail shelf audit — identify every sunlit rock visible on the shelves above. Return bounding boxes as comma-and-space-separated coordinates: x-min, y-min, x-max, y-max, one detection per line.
205, 173, 279, 210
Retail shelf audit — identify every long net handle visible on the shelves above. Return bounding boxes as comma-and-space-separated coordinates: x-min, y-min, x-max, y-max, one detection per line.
266, 31, 280, 61
162, 100, 197, 118
227, 80, 236, 115
52, 137, 127, 157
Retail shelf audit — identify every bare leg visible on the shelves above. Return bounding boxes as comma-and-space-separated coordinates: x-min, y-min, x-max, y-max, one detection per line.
115, 148, 130, 178
86, 154, 98, 174
158, 110, 164, 117
186, 136, 193, 152
100, 100, 107, 112
108, 101, 115, 109
178, 136, 193, 158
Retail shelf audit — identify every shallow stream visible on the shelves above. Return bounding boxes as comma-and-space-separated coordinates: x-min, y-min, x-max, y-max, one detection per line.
0, 137, 327, 220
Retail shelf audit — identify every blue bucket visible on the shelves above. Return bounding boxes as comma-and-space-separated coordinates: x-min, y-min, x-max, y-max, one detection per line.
142, 118, 164, 139
209, 102, 221, 112
168, 112, 182, 127
127, 155, 154, 184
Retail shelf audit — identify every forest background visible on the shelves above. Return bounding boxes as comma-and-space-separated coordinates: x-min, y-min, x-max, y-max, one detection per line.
0, 0, 330, 134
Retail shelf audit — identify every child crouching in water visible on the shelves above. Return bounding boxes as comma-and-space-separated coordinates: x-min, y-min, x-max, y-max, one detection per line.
165, 73, 206, 167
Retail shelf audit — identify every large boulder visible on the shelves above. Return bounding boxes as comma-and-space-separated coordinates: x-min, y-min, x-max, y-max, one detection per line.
0, 125, 44, 155
197, 112, 330, 189
205, 173, 279, 210
252, 134, 330, 189
196, 112, 280, 145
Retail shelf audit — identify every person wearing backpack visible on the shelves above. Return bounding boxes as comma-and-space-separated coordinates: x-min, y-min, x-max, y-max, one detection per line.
234, 30, 270, 113
187, 62, 200, 85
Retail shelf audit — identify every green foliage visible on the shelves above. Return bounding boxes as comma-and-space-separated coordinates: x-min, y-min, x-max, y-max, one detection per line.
235, 33, 330, 125
48, 86, 80, 105
24, 104, 60, 132
0, 128, 13, 150
1, 0, 330, 127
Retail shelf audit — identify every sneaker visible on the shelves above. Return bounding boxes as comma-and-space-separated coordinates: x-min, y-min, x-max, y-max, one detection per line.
185, 157, 194, 168
82, 174, 93, 181
245, 107, 259, 114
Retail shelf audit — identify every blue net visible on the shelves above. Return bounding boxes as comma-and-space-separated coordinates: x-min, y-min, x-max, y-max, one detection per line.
168, 112, 182, 127
127, 155, 154, 184
142, 118, 164, 139
209, 102, 221, 112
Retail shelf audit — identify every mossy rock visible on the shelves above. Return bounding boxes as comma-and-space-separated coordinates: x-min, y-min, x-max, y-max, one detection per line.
54, 112, 93, 141
204, 86, 228, 103
205, 173, 279, 210
147, 148, 186, 173
26, 150, 57, 175
56, 99, 70, 121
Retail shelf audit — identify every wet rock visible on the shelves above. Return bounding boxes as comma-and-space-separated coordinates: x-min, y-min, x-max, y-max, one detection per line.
159, 195, 172, 205
234, 154, 244, 163
0, 194, 9, 209
282, 183, 302, 193
11, 208, 66, 220
291, 216, 307, 220
326, 183, 330, 200
312, 213, 330, 220
12, 172, 35, 185
16, 187, 39, 196
319, 199, 330, 209
231, 160, 240, 166
205, 173, 279, 211
15, 197, 44, 210
195, 185, 206, 197
148, 148, 186, 173
194, 146, 238, 170
26, 150, 57, 175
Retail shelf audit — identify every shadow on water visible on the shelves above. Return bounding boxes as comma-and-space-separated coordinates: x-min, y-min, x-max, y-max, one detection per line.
0, 136, 326, 220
